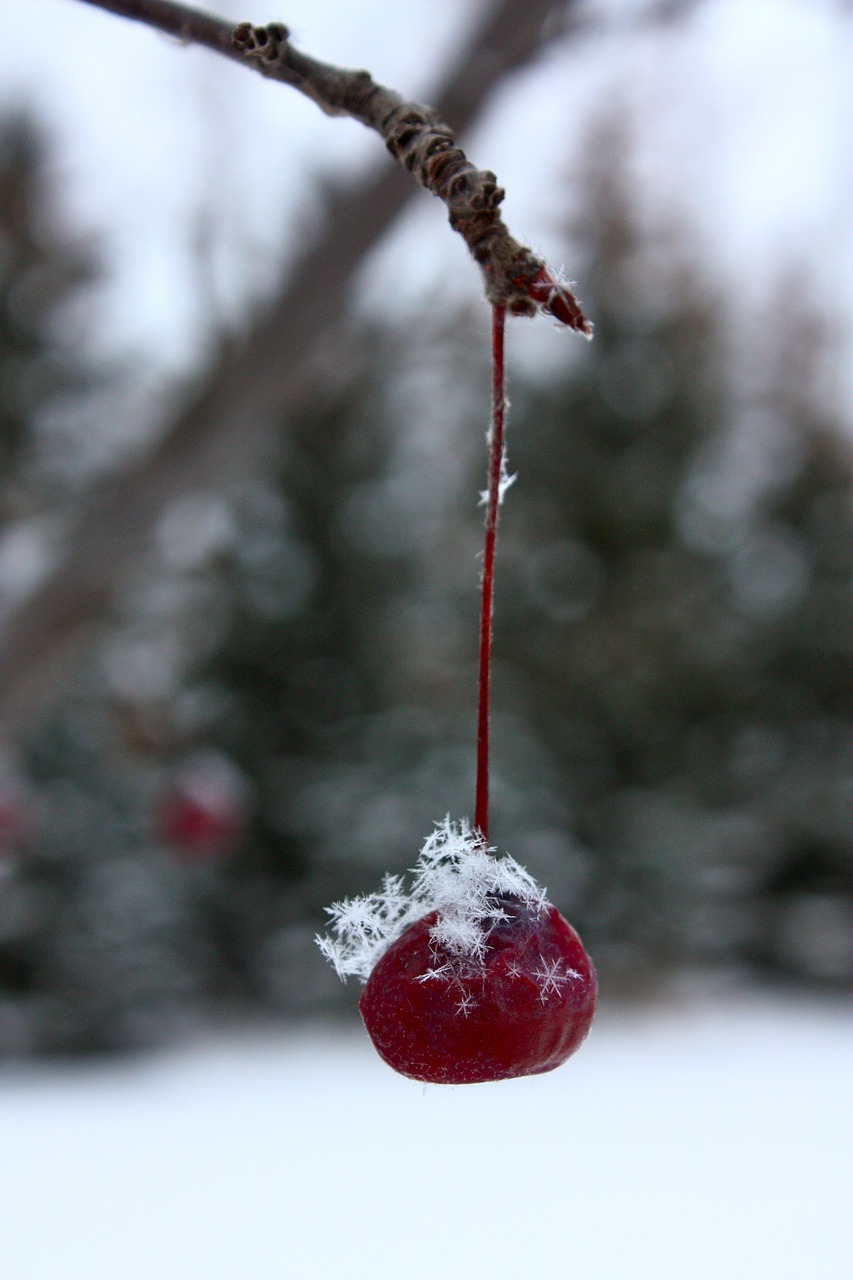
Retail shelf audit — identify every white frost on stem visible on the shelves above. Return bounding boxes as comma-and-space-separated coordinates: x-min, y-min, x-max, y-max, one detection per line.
479, 447, 516, 507
315, 816, 549, 982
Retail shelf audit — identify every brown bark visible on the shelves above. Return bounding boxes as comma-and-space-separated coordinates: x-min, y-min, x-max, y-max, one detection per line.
76, 0, 591, 328
229, 21, 590, 326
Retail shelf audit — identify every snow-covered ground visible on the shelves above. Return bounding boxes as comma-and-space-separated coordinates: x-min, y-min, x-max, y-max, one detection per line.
1, 994, 850, 1280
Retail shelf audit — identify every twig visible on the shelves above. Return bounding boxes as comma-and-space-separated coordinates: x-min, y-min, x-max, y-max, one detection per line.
231, 22, 591, 330
76, 0, 592, 333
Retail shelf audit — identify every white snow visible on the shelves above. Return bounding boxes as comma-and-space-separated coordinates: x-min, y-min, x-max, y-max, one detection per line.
318, 817, 550, 980
0, 993, 850, 1280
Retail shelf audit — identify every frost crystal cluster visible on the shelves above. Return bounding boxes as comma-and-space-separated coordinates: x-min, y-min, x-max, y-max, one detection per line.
316, 817, 549, 982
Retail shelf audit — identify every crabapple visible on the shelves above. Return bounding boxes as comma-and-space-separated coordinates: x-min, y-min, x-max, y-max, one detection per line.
359, 894, 596, 1085
156, 754, 248, 862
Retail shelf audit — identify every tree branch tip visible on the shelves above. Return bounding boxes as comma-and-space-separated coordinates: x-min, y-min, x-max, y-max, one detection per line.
227, 15, 594, 336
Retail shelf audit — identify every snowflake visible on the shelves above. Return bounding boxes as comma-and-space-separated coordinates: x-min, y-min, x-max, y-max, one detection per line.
316, 816, 551, 983
416, 963, 452, 984
314, 872, 409, 981
533, 957, 581, 1002
478, 446, 517, 508
455, 990, 477, 1018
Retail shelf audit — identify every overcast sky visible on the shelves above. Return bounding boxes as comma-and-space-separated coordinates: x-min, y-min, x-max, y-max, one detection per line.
4, 1, 851, 390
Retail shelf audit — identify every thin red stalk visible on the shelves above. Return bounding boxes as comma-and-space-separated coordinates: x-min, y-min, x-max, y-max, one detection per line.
475, 304, 507, 841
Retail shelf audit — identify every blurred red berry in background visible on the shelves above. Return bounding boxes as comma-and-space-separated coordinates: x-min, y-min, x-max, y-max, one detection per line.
156, 753, 250, 862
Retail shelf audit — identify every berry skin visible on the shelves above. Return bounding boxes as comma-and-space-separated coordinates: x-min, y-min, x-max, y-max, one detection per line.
359, 895, 596, 1085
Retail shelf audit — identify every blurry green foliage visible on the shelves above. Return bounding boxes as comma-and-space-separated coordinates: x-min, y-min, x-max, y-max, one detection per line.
1, 113, 851, 1056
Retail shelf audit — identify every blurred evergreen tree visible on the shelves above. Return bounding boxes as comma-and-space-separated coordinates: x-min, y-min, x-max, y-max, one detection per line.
482, 129, 853, 990
192, 121, 853, 1006
0, 114, 205, 1055
183, 334, 453, 1015
0, 112, 97, 519
2, 108, 851, 1059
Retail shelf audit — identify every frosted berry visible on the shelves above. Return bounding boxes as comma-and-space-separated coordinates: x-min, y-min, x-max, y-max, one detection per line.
317, 819, 597, 1084
359, 894, 596, 1084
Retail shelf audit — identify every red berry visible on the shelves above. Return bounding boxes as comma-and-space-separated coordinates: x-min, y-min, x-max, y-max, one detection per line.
156, 755, 249, 862
0, 771, 31, 857
359, 895, 596, 1084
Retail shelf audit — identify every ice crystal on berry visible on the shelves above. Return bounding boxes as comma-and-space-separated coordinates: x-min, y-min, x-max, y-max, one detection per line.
317, 818, 597, 1084
316, 817, 547, 981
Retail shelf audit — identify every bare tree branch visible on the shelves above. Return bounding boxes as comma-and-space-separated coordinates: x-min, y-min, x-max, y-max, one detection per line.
77, 0, 592, 331
229, 21, 591, 329
0, 0, 579, 736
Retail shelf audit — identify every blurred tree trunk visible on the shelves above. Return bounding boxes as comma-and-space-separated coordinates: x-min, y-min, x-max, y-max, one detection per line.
0, 0, 579, 737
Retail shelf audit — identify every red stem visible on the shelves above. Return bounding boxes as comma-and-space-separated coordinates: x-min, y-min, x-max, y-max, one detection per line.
475, 304, 507, 842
